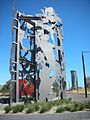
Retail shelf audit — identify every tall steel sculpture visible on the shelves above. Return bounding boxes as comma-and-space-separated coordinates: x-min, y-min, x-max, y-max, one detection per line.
10, 7, 66, 103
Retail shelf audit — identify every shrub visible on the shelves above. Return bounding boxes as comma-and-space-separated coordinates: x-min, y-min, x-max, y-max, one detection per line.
69, 102, 84, 112
60, 99, 71, 104
47, 102, 53, 109
12, 104, 24, 113
55, 101, 85, 113
78, 103, 85, 111
65, 99, 72, 104
26, 105, 35, 113
53, 99, 71, 106
56, 106, 65, 113
69, 105, 78, 112
64, 104, 72, 111
40, 102, 51, 113
4, 105, 11, 113
53, 100, 63, 106
85, 101, 90, 110
34, 103, 40, 111
50, 99, 63, 107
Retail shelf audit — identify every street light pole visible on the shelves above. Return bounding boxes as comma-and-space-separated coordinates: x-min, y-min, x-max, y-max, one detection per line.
82, 52, 87, 98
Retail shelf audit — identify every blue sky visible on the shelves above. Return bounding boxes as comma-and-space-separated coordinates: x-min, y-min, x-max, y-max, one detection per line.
0, 0, 90, 89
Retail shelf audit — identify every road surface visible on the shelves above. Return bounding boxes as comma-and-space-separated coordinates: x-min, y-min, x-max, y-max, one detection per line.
0, 111, 90, 120
66, 93, 90, 103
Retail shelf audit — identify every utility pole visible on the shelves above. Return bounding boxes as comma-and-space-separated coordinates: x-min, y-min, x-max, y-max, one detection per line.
82, 52, 87, 98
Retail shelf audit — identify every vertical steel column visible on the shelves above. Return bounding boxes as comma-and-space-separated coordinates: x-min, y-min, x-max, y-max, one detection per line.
16, 13, 19, 102
82, 52, 87, 98
10, 12, 19, 104
33, 23, 36, 101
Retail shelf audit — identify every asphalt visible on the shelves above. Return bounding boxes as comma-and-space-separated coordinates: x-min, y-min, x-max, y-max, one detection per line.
0, 111, 90, 120
66, 93, 90, 103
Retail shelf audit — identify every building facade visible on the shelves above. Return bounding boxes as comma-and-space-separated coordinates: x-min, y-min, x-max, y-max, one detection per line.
70, 70, 78, 90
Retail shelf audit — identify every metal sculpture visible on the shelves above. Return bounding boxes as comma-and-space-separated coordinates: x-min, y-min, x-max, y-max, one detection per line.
10, 7, 66, 103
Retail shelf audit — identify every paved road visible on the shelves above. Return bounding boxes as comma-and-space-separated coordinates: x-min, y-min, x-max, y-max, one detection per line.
0, 111, 90, 120
66, 93, 90, 103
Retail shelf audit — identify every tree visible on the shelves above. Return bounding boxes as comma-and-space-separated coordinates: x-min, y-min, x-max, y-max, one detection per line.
0, 80, 10, 93
52, 81, 59, 97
